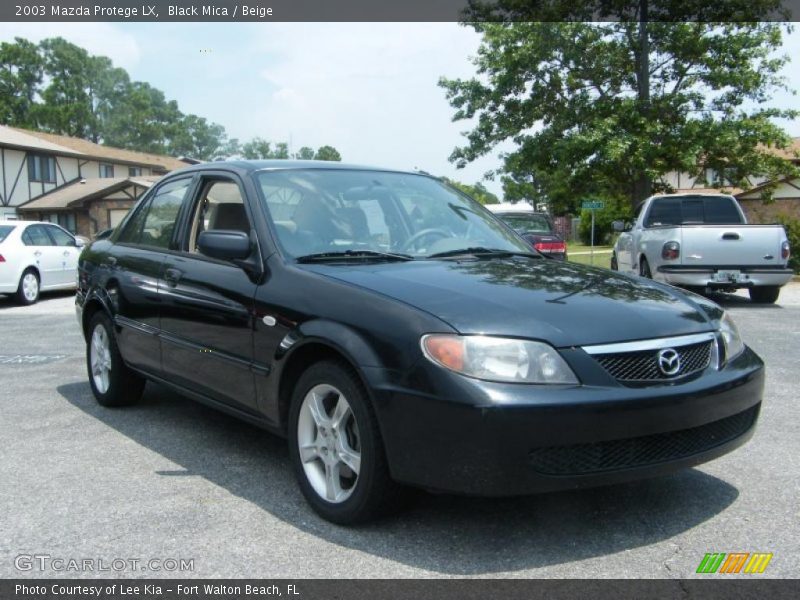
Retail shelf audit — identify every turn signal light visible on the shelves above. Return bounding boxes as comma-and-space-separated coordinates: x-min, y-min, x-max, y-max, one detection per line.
662, 241, 680, 260
422, 335, 465, 371
782, 241, 790, 261
0, 253, 5, 262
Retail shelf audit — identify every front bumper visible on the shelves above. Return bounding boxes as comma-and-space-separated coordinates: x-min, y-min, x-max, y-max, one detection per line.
367, 347, 764, 496
657, 265, 793, 289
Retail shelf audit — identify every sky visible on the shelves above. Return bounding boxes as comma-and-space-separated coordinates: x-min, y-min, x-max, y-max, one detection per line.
1, 22, 799, 196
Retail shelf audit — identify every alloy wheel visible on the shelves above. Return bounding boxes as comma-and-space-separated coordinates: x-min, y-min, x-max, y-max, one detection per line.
90, 324, 112, 394
297, 383, 362, 503
22, 273, 38, 302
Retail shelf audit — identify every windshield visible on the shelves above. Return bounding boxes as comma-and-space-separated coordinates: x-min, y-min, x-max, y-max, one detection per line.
498, 213, 552, 233
0, 225, 15, 244
255, 169, 531, 259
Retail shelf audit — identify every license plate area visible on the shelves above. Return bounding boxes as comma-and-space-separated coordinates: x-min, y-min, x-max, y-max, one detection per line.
713, 270, 741, 283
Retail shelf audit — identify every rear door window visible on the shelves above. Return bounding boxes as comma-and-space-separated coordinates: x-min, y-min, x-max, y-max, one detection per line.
118, 178, 193, 249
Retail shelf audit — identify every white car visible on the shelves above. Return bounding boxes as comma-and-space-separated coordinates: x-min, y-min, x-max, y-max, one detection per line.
0, 220, 84, 305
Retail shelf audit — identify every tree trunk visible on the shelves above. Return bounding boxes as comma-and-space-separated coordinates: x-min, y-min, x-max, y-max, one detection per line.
633, 0, 652, 208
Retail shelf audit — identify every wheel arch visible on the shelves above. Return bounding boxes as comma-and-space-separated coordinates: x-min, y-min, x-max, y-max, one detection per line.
80, 285, 117, 341
274, 323, 382, 433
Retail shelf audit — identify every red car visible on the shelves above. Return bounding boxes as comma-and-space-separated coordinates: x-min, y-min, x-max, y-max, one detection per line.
491, 208, 568, 260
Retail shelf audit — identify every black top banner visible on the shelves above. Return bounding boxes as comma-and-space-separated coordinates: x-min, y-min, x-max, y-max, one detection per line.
3, 0, 800, 22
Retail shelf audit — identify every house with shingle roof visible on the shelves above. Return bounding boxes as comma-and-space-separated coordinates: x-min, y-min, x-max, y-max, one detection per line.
0, 125, 192, 236
661, 138, 800, 223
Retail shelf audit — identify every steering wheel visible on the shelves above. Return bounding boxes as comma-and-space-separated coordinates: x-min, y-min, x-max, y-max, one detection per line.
399, 228, 451, 252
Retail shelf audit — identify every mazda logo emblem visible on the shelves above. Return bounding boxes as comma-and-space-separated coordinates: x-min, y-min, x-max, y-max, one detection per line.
657, 348, 681, 376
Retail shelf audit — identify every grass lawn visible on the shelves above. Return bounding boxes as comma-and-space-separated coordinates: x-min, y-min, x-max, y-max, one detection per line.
569, 251, 614, 267
566, 242, 614, 267
566, 242, 613, 253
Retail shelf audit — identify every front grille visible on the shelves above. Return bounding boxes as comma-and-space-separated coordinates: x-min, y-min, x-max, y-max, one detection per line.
528, 405, 758, 476
594, 341, 712, 383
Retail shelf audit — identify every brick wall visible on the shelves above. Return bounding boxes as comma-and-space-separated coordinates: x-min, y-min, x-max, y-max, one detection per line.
738, 198, 800, 224
85, 198, 136, 236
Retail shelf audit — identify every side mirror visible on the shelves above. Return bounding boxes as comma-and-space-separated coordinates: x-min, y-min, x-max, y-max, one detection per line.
198, 230, 251, 261
612, 220, 632, 233
74, 237, 87, 248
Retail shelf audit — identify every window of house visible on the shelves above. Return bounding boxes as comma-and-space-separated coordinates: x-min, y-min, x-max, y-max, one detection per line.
118, 178, 193, 248
129, 166, 142, 177
99, 163, 115, 178
28, 154, 56, 183
44, 213, 77, 234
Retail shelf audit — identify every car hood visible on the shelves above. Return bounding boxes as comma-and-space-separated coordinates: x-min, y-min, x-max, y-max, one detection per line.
301, 257, 717, 347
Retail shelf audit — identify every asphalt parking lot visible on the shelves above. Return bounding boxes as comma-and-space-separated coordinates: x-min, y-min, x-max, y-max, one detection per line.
1, 284, 798, 579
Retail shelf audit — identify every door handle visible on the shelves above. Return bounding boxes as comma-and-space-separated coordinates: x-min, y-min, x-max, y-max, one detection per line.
722, 232, 740, 240
63, 250, 71, 256
34, 251, 42, 257
163, 267, 183, 286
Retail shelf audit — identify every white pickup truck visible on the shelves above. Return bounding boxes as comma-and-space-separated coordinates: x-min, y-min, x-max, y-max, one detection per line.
611, 193, 792, 304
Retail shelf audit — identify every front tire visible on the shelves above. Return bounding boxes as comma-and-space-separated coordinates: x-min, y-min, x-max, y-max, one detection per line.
610, 253, 618, 271
16, 269, 40, 305
288, 360, 399, 524
749, 286, 780, 304
87, 312, 145, 407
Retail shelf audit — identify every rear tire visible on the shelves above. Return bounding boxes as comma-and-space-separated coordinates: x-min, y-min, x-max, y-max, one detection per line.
288, 360, 400, 524
15, 269, 40, 305
749, 286, 780, 304
639, 256, 652, 279
87, 311, 145, 407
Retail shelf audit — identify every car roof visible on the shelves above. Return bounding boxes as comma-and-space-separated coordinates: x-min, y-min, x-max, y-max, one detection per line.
168, 160, 420, 177
0, 220, 39, 226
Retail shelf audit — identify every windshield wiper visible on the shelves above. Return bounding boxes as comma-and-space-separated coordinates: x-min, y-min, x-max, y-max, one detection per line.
426, 247, 542, 260
296, 250, 415, 263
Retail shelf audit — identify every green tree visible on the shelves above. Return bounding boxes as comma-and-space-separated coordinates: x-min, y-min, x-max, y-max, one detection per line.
240, 138, 291, 159
294, 146, 316, 160
314, 145, 342, 161
36, 37, 97, 138
103, 81, 182, 154
0, 37, 42, 129
169, 114, 227, 160
440, 5, 798, 211
441, 177, 500, 205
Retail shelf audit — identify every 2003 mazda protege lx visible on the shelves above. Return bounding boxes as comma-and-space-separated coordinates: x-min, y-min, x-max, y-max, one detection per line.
76, 161, 764, 524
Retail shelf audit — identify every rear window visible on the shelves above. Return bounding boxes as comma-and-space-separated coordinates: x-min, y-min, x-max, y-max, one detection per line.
499, 214, 553, 233
645, 196, 742, 227
0, 225, 14, 243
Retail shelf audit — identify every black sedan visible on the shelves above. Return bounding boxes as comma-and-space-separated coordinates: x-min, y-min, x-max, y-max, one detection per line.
76, 161, 763, 524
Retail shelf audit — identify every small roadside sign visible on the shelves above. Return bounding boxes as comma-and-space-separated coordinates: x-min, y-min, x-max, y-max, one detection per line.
582, 200, 605, 210
581, 200, 605, 265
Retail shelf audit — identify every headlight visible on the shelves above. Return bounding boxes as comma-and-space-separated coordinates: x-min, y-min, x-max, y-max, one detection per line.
718, 312, 745, 362
421, 334, 578, 384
